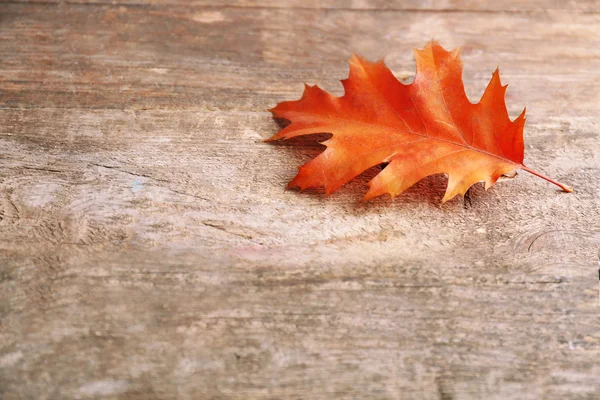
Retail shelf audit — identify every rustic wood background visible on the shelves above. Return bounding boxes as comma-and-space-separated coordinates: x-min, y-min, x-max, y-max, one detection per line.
1, 1, 599, 399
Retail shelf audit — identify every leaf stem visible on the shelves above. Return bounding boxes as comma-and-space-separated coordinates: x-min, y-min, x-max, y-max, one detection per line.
521, 165, 573, 192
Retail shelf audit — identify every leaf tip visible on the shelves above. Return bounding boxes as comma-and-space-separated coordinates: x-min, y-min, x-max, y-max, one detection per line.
440, 193, 455, 204
362, 184, 384, 202
450, 47, 461, 60
426, 39, 440, 48
349, 53, 365, 65
286, 180, 300, 191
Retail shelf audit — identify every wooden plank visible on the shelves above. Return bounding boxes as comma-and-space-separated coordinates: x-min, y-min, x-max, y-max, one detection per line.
1, 4, 599, 116
1, 2, 599, 400
4, 0, 600, 12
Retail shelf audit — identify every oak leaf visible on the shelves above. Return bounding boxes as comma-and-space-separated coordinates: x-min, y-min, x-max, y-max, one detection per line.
268, 41, 572, 202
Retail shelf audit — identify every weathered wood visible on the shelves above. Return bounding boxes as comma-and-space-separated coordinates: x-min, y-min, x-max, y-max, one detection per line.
1, 1, 599, 399
5, 0, 600, 12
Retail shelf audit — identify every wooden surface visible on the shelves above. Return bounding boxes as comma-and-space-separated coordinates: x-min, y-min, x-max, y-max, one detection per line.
1, 1, 600, 399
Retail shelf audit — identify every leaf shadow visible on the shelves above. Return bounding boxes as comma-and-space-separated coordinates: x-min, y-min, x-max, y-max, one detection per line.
267, 122, 491, 211
352, 173, 493, 215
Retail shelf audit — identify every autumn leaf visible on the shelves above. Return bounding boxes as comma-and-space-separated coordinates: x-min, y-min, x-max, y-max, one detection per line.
267, 41, 572, 202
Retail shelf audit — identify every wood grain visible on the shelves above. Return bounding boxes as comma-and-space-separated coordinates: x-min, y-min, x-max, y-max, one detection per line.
1, 1, 599, 399
5, 0, 600, 12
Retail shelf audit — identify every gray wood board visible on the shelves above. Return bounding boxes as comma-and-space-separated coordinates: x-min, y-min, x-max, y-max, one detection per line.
1, 2, 599, 399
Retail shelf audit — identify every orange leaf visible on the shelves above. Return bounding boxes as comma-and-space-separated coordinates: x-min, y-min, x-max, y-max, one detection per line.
268, 41, 572, 202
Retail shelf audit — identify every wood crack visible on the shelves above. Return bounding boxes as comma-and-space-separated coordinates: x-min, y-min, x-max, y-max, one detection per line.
202, 221, 254, 240
21, 166, 64, 173
90, 163, 170, 183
